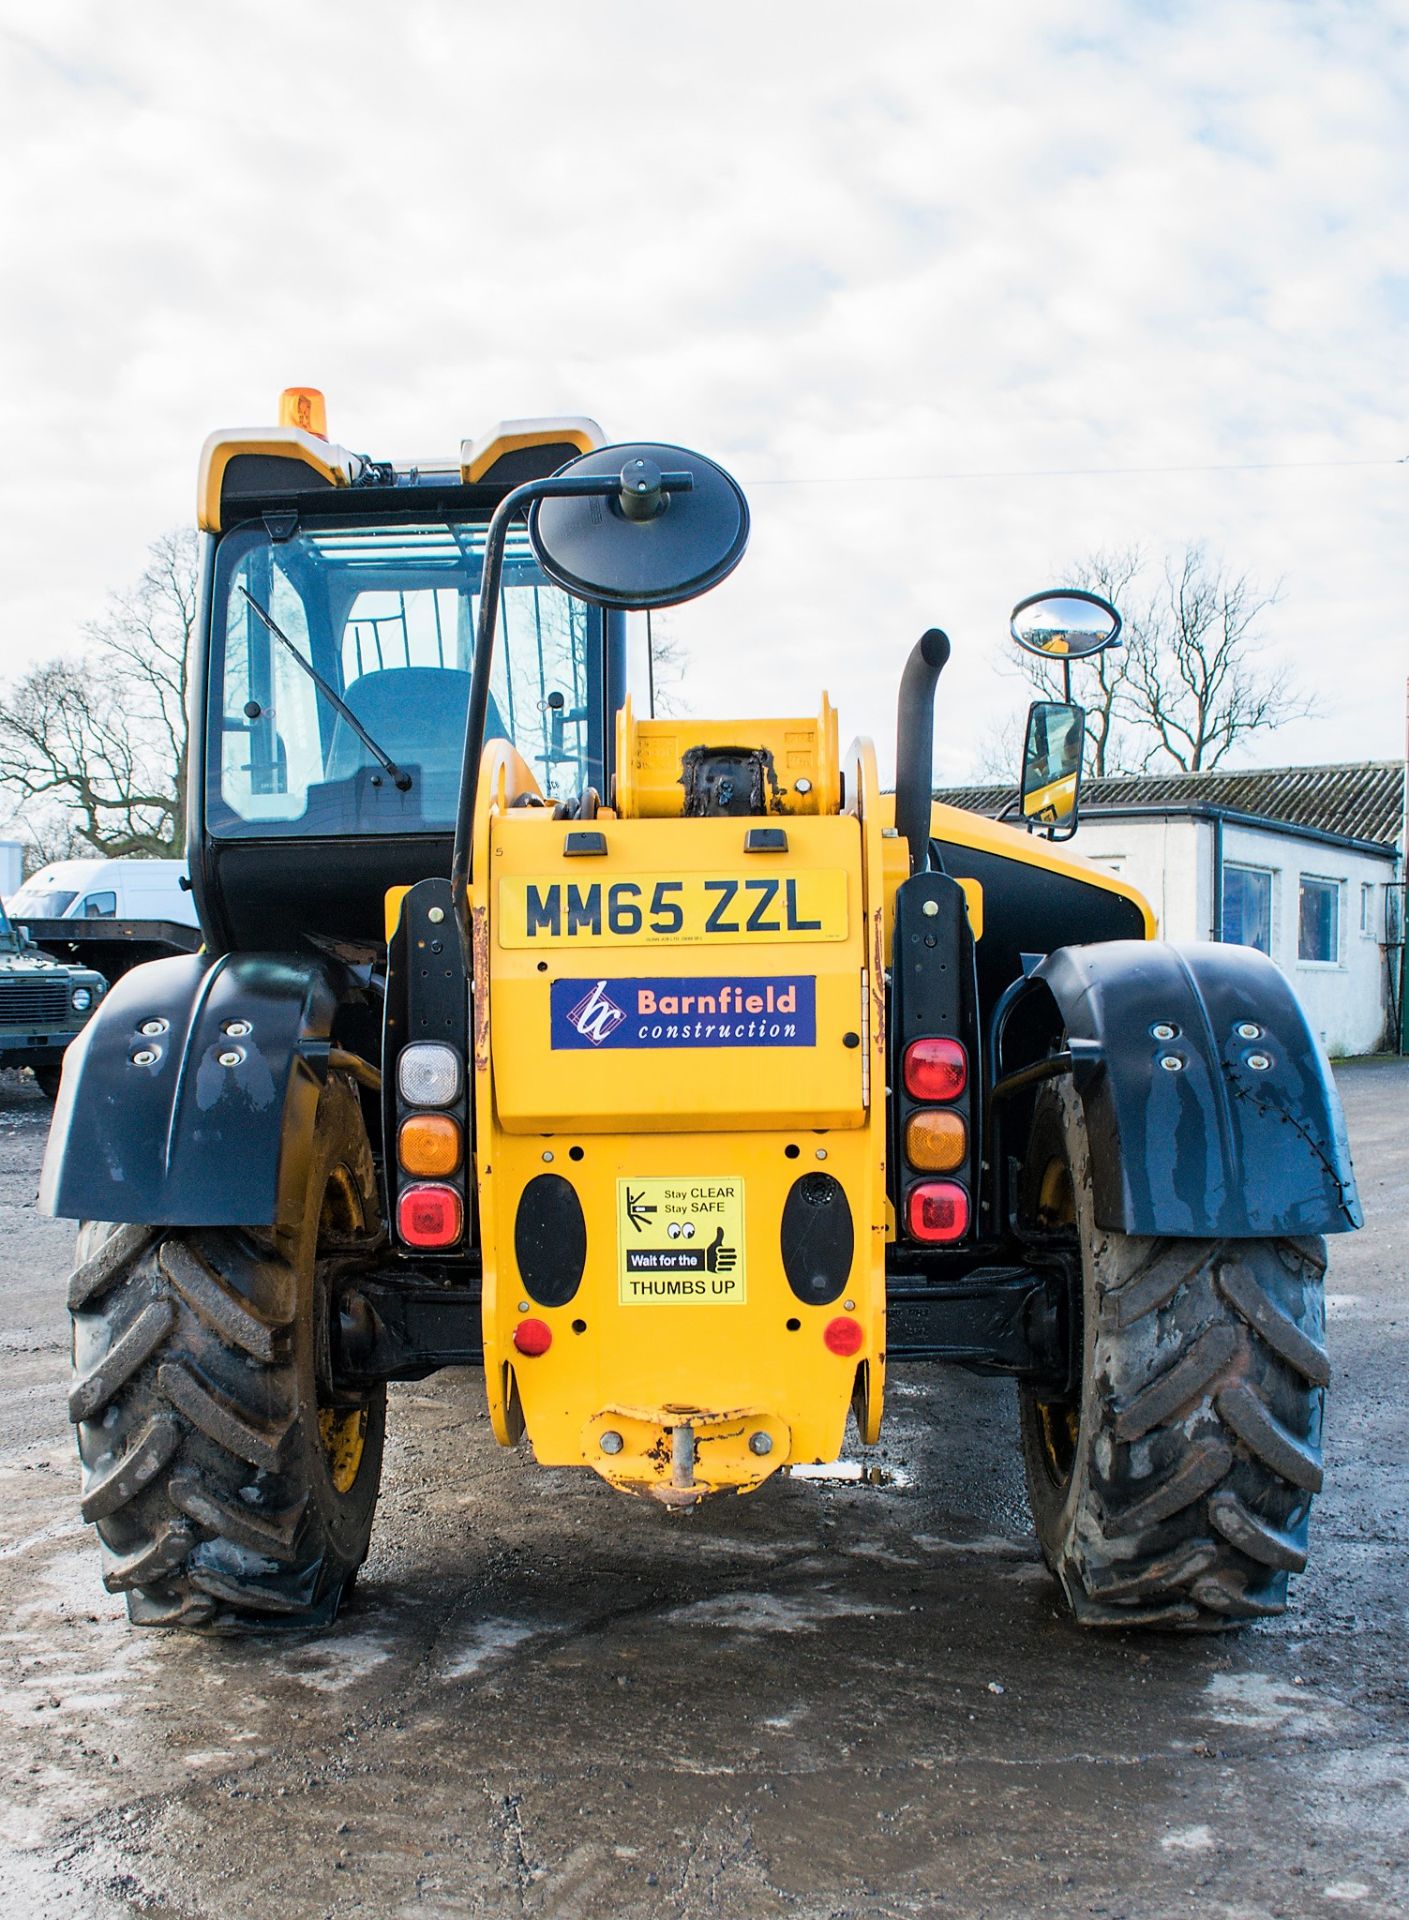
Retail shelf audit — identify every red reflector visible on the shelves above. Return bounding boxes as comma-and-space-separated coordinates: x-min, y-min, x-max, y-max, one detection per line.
513, 1318, 552, 1357
824, 1315, 864, 1356
907, 1181, 969, 1243
904, 1036, 967, 1101
397, 1182, 463, 1248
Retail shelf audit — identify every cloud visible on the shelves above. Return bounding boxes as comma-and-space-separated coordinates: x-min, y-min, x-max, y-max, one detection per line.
0, 0, 1404, 782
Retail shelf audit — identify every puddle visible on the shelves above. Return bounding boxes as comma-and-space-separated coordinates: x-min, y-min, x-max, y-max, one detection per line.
788, 1461, 912, 1487
761, 1707, 808, 1730
844, 1537, 919, 1567
0, 1518, 86, 1563
1160, 1824, 1215, 1853
667, 1589, 897, 1632
1203, 1671, 1337, 1737
277, 1631, 393, 1692
439, 1618, 539, 1679
912, 1531, 1030, 1558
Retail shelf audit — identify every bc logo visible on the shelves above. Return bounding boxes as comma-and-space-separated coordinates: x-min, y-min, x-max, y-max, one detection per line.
564, 979, 627, 1046
551, 976, 817, 1051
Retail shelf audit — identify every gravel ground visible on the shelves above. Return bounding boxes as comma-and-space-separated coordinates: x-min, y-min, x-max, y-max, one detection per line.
0, 1059, 1405, 1919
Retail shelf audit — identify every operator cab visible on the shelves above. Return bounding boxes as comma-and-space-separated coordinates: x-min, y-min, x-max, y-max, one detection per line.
193, 416, 638, 953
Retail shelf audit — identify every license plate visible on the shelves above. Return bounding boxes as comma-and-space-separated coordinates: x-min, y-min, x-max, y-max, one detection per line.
498, 871, 848, 949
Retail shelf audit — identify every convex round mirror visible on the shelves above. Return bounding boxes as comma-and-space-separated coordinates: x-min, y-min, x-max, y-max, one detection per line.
529, 441, 750, 611
1010, 588, 1122, 659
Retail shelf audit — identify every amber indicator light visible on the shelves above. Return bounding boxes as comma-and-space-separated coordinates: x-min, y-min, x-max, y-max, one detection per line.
905, 1109, 967, 1172
398, 1112, 463, 1178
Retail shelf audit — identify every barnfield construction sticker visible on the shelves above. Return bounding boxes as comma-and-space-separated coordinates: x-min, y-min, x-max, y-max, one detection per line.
616, 1177, 746, 1305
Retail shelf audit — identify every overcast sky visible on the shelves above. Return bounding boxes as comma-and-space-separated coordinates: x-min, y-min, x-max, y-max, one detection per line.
1, 1, 1404, 786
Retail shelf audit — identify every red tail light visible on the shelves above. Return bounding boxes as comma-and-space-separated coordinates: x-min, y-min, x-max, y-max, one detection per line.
397, 1182, 463, 1248
904, 1037, 967, 1101
907, 1180, 969, 1243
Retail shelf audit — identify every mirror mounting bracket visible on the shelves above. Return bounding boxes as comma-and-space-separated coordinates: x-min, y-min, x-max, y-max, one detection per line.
449, 468, 652, 966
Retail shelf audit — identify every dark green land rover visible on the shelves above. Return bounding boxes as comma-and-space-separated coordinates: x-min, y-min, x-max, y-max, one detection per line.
0, 900, 106, 1099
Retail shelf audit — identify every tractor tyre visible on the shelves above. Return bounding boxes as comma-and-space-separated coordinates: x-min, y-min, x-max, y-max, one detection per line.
67, 1072, 386, 1631
1017, 1078, 1328, 1630
33, 1065, 63, 1101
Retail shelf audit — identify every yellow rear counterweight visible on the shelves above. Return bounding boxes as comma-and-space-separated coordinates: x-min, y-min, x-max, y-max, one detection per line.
468, 730, 889, 1502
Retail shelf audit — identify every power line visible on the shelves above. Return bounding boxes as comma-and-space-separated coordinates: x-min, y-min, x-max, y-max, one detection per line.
744, 455, 1405, 486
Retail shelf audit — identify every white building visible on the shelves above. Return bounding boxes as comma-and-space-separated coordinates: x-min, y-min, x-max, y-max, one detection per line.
935, 762, 1404, 1059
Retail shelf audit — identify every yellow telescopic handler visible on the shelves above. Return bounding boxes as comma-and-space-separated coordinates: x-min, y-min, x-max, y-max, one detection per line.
43, 397, 1359, 1633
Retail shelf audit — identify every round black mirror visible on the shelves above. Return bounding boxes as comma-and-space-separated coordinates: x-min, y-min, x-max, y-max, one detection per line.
528, 442, 749, 611
1010, 589, 1122, 659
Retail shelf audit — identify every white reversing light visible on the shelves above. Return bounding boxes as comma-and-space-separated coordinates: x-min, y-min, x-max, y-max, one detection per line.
397, 1043, 462, 1107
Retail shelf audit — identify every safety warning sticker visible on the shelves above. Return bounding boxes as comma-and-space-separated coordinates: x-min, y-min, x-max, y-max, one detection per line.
617, 1177, 746, 1305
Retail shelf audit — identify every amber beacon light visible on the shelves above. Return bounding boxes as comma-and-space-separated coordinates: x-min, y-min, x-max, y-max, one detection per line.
278, 386, 328, 439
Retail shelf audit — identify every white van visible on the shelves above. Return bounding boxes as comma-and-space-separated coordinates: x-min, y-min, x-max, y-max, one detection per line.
9, 858, 200, 929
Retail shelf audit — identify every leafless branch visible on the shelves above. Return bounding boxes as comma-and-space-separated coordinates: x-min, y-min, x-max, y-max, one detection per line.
0, 529, 196, 856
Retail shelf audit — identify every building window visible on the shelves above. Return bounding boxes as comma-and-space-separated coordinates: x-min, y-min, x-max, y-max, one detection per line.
1222, 864, 1273, 955
1360, 882, 1377, 938
1298, 876, 1341, 964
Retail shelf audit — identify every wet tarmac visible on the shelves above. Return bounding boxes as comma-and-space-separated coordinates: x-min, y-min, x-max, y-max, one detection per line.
0, 1060, 1405, 1918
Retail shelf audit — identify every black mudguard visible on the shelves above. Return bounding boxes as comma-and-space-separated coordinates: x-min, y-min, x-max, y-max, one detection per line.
1035, 940, 1361, 1238
40, 952, 351, 1227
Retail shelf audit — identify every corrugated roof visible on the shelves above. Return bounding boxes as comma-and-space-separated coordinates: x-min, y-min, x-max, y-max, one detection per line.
934, 761, 1405, 850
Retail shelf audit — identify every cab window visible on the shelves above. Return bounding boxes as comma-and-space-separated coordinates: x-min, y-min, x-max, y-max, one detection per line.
209, 521, 599, 839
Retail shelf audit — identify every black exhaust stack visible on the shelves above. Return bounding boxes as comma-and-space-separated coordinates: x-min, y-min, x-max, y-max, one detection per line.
894, 628, 951, 876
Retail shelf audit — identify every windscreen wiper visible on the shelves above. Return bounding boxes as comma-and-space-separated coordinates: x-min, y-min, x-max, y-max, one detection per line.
236, 586, 412, 791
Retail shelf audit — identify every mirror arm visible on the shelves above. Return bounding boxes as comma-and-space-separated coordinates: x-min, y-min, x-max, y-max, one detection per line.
450, 468, 693, 969
451, 473, 615, 967
894, 628, 952, 876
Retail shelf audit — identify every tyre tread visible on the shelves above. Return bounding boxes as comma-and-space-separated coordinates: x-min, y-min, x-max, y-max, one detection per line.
68, 1224, 161, 1311
158, 1241, 289, 1361
1215, 1382, 1323, 1492
67, 1074, 386, 1633
1019, 1081, 1329, 1632
1215, 1255, 1330, 1387
79, 1412, 182, 1523
170, 1472, 306, 1562
68, 1298, 174, 1422
157, 1359, 293, 1471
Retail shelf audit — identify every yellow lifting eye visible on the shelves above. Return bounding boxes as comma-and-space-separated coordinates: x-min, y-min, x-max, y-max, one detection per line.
398, 1112, 463, 1178
905, 1109, 967, 1173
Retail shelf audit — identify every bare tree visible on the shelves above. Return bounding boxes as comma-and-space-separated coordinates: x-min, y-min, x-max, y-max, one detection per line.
646, 613, 691, 716
999, 544, 1306, 782
0, 530, 196, 857
1122, 546, 1309, 771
